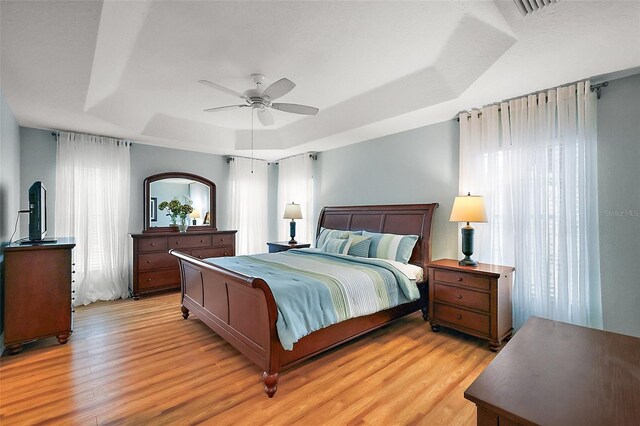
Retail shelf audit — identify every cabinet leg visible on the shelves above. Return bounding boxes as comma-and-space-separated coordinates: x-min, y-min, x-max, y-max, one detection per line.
430, 323, 441, 332
57, 333, 71, 345
7, 344, 23, 355
263, 371, 279, 398
133, 294, 140, 300
488, 341, 501, 352
181, 305, 190, 320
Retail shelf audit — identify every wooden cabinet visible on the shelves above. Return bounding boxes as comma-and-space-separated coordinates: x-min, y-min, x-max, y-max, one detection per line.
428, 259, 514, 351
266, 241, 311, 253
3, 238, 75, 354
131, 230, 236, 299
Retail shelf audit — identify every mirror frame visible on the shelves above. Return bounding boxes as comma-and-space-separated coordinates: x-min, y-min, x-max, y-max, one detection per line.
143, 172, 217, 233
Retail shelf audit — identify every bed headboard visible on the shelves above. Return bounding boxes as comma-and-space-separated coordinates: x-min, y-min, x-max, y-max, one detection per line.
316, 203, 438, 273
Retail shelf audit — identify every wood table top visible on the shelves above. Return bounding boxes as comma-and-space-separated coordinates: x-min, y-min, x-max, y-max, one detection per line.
464, 316, 640, 426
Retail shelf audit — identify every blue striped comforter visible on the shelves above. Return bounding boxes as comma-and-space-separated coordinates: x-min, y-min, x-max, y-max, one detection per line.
205, 249, 419, 350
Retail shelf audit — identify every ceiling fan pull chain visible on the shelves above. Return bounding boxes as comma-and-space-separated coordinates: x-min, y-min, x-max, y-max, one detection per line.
251, 108, 254, 174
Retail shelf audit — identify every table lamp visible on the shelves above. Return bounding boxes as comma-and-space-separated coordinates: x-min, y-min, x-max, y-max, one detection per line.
450, 193, 487, 266
283, 202, 303, 244
190, 210, 201, 226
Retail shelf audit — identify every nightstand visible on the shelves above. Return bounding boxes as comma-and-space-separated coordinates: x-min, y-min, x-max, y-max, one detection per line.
428, 259, 514, 351
267, 241, 311, 253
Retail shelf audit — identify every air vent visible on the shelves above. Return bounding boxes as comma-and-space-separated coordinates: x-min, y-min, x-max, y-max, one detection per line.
513, 0, 558, 16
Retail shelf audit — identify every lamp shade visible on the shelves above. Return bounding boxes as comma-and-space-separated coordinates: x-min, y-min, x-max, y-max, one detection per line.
449, 194, 488, 223
283, 203, 303, 220
190, 210, 201, 219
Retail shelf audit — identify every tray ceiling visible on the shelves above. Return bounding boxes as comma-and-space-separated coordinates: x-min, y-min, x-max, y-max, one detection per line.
1, 0, 639, 160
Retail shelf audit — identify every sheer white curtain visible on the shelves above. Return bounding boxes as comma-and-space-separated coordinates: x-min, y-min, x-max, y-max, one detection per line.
55, 131, 130, 306
460, 81, 602, 329
228, 157, 268, 255
277, 154, 314, 244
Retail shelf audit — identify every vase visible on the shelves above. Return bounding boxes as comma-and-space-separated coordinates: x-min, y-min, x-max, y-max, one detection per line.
178, 222, 189, 233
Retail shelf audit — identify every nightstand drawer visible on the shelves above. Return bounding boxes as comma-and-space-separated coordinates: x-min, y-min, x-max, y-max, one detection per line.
138, 252, 178, 271
433, 303, 490, 336
433, 269, 490, 291
434, 283, 490, 312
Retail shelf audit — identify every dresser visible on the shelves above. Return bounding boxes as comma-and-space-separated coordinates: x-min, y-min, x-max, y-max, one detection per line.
428, 259, 514, 351
130, 230, 236, 299
3, 238, 75, 354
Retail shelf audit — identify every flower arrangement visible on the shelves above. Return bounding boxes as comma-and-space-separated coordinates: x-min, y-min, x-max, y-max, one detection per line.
158, 196, 194, 227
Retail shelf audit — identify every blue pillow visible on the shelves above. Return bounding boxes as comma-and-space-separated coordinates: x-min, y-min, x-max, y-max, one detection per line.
347, 235, 372, 257
362, 231, 419, 264
320, 237, 352, 255
316, 227, 362, 248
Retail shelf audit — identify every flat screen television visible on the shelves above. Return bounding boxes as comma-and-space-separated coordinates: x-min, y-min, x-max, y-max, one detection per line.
28, 181, 47, 241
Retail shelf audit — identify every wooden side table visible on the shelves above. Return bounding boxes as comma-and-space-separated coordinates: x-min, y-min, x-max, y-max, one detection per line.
465, 317, 640, 425
267, 241, 311, 253
427, 259, 514, 351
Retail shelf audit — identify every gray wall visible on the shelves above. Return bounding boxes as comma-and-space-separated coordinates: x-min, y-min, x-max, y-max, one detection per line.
19, 127, 56, 238
129, 143, 229, 233
597, 73, 640, 337
314, 120, 460, 261
15, 130, 231, 235
1, 91, 21, 352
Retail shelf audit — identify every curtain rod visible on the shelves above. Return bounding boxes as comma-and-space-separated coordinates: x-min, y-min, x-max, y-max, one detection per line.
456, 81, 608, 122
50, 130, 134, 144
227, 153, 318, 165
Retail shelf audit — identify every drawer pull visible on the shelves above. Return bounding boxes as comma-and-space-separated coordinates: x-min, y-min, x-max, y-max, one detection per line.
175, 241, 180, 245
458, 277, 463, 282
457, 294, 463, 299
200, 240, 205, 243
147, 278, 152, 282
456, 314, 463, 320
220, 238, 224, 242
146, 260, 152, 263
224, 252, 228, 256
150, 243, 155, 246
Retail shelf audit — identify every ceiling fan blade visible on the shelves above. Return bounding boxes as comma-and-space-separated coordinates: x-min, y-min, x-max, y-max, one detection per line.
204, 105, 248, 112
262, 78, 295, 100
271, 103, 319, 115
199, 80, 248, 99
257, 108, 274, 126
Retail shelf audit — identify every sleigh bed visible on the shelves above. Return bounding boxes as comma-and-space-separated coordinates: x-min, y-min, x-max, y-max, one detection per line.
170, 203, 437, 397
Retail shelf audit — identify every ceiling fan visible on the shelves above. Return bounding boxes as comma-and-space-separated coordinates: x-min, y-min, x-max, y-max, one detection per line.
199, 74, 319, 126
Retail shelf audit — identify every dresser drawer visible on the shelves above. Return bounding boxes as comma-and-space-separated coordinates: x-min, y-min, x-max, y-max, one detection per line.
138, 269, 181, 290
138, 252, 178, 272
433, 283, 490, 312
191, 247, 234, 260
433, 269, 490, 291
212, 233, 234, 247
168, 235, 212, 249
433, 303, 490, 336
138, 237, 167, 253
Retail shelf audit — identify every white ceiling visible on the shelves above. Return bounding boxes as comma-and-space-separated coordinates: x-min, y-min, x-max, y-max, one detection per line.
1, 1, 639, 161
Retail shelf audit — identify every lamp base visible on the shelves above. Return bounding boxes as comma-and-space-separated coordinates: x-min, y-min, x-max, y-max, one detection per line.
288, 220, 297, 245
458, 256, 478, 267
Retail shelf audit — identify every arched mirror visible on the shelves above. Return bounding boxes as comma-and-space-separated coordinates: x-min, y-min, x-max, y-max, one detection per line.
143, 172, 216, 232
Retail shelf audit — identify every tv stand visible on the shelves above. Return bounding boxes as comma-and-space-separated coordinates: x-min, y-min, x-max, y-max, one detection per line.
20, 238, 58, 245
4, 238, 75, 354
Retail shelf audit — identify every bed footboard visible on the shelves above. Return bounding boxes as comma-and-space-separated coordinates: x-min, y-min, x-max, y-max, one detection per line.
170, 249, 282, 397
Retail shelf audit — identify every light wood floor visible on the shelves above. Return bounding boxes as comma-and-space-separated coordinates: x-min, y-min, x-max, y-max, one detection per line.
0, 292, 494, 425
